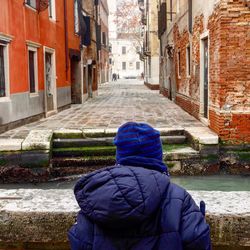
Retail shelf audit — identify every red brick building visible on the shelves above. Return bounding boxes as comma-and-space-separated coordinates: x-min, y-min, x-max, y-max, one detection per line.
158, 0, 250, 143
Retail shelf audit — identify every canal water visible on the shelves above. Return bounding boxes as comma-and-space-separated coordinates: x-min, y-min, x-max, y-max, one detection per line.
0, 175, 250, 191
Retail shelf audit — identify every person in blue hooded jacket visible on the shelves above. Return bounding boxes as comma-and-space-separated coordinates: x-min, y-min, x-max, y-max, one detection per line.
68, 122, 211, 250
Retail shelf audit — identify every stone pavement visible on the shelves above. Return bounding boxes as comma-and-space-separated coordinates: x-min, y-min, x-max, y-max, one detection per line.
0, 80, 206, 139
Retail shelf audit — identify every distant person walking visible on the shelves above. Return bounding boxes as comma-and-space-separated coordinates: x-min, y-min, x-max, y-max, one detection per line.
112, 73, 117, 82
141, 72, 144, 80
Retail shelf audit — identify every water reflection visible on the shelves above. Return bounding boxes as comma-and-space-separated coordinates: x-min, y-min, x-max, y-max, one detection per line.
0, 175, 250, 192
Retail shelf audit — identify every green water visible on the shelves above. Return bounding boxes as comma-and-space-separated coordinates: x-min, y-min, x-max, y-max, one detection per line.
0, 175, 250, 191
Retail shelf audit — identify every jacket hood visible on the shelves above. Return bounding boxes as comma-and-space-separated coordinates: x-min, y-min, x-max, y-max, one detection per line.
74, 165, 170, 229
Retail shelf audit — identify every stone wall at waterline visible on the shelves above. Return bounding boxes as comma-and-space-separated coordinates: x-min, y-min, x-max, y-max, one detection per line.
0, 189, 250, 249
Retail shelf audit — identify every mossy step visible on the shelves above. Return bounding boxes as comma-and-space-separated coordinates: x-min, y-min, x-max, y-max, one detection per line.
52, 136, 187, 149
53, 146, 116, 158
53, 138, 114, 148
52, 156, 116, 168
52, 144, 197, 160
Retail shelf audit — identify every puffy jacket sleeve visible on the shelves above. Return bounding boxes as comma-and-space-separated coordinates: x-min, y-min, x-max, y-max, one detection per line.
180, 191, 211, 250
68, 211, 93, 250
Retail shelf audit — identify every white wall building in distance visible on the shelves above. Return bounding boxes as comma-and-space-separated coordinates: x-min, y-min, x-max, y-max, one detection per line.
108, 0, 143, 79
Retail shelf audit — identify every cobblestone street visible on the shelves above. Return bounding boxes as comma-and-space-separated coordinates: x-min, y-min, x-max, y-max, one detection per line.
0, 80, 205, 139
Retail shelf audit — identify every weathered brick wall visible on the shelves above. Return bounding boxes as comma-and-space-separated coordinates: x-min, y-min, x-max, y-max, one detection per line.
170, 0, 250, 143
160, 87, 169, 98
144, 82, 160, 90
176, 94, 200, 119
172, 14, 206, 120
209, 0, 250, 143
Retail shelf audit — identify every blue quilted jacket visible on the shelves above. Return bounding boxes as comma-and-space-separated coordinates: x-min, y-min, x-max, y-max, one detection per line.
68, 165, 211, 250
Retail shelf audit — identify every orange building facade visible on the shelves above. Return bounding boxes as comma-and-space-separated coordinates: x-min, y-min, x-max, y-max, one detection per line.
0, 0, 88, 131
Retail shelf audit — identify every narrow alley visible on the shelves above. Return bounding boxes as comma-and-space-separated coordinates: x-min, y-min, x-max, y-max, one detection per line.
0, 79, 206, 140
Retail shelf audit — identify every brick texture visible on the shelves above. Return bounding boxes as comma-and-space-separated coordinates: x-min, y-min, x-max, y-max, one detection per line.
144, 82, 160, 90
169, 0, 250, 143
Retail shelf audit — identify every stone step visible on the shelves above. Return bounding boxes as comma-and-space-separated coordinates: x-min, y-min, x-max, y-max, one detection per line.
52, 144, 199, 161
164, 146, 200, 161
52, 146, 116, 158
52, 156, 116, 168
52, 135, 187, 148
53, 128, 185, 139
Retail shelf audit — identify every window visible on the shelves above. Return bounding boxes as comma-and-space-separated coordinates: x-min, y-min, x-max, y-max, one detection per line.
186, 45, 191, 76
176, 0, 180, 14
129, 62, 133, 68
170, 0, 173, 21
109, 58, 112, 64
102, 32, 106, 46
26, 0, 36, 9
48, 0, 56, 20
122, 62, 126, 70
0, 45, 6, 97
74, 0, 80, 34
28, 47, 38, 94
188, 0, 192, 33
136, 46, 140, 52
177, 50, 181, 78
136, 62, 140, 70
122, 46, 126, 55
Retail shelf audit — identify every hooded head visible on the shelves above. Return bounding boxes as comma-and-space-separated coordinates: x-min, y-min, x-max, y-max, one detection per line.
74, 166, 170, 229
114, 122, 167, 173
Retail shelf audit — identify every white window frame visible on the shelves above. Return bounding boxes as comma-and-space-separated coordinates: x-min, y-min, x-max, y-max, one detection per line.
43, 46, 57, 116
136, 61, 140, 70
199, 30, 210, 123
0, 35, 11, 102
176, 0, 180, 14
48, 0, 56, 21
74, 0, 80, 34
27, 46, 39, 96
186, 44, 191, 77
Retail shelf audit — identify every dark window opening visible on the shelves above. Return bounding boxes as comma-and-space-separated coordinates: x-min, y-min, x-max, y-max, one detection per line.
102, 32, 106, 47
29, 51, 36, 93
136, 62, 140, 70
122, 46, 126, 55
48, 0, 52, 18
170, 0, 173, 21
187, 45, 191, 76
122, 62, 126, 70
0, 46, 6, 97
188, 0, 192, 33
178, 51, 181, 77
158, 2, 166, 37
26, 0, 36, 9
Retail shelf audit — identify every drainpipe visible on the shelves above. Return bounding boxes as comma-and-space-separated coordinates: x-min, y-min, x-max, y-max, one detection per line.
64, 0, 69, 80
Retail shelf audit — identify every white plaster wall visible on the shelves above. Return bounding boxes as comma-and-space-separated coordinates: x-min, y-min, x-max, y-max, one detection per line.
111, 39, 142, 78
108, 0, 142, 79
193, 0, 220, 30
167, 0, 220, 35
108, 0, 117, 40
